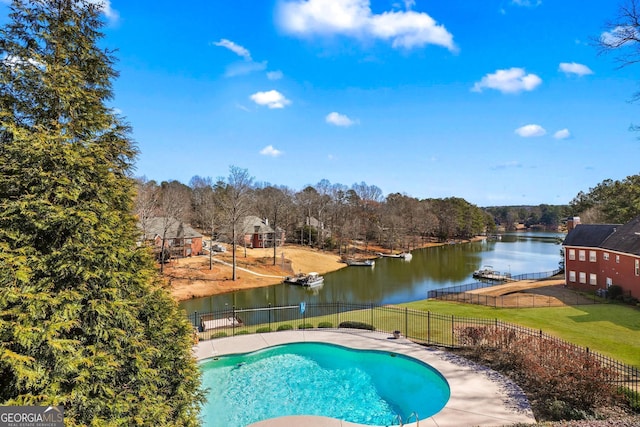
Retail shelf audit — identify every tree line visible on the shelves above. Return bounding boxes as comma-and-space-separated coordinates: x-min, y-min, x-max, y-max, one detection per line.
135, 167, 497, 259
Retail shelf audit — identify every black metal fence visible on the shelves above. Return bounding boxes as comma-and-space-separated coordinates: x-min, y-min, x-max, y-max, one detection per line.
424, 268, 605, 308
187, 302, 639, 407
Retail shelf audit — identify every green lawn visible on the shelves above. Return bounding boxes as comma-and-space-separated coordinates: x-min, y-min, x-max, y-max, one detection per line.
402, 300, 640, 367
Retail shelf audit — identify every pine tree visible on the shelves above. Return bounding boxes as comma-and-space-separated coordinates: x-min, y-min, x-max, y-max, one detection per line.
0, 1, 204, 425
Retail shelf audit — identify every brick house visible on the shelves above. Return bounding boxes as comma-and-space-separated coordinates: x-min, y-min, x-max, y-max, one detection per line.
562, 216, 640, 299
241, 216, 284, 248
138, 217, 203, 259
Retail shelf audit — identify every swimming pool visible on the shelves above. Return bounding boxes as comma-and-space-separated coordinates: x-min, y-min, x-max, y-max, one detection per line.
199, 342, 450, 427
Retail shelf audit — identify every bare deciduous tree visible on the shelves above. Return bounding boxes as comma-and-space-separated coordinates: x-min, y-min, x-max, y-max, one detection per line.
216, 166, 254, 280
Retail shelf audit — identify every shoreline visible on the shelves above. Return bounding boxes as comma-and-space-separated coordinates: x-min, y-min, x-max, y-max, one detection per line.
166, 238, 484, 301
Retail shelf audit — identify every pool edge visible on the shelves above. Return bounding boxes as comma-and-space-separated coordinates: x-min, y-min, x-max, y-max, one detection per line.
194, 330, 536, 427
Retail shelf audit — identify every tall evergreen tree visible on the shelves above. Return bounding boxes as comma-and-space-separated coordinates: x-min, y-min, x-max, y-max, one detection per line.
0, 1, 203, 425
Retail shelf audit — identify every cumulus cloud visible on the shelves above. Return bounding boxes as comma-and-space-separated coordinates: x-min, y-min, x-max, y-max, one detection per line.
471, 67, 542, 93
250, 90, 291, 109
515, 124, 546, 137
277, 0, 456, 51
472, 67, 542, 94
553, 128, 571, 139
267, 70, 284, 80
325, 111, 357, 126
559, 62, 593, 76
260, 145, 283, 157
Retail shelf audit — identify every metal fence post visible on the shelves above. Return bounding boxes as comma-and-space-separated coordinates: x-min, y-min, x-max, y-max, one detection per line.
268, 303, 271, 331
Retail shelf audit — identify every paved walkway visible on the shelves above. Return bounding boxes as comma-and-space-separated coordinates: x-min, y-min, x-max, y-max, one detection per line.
194, 330, 536, 427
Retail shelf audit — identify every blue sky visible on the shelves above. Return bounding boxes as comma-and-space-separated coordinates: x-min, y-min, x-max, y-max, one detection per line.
2, 0, 640, 207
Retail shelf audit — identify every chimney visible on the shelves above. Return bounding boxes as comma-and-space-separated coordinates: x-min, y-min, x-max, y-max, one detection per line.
567, 216, 581, 232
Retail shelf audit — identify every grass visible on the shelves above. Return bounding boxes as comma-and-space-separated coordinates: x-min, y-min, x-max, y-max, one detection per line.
403, 299, 640, 367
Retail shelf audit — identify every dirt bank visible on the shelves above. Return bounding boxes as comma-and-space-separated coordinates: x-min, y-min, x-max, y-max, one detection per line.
165, 240, 459, 301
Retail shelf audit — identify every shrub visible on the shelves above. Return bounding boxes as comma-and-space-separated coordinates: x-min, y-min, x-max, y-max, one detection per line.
453, 326, 618, 420
318, 322, 333, 328
234, 330, 249, 335
277, 324, 293, 331
298, 323, 314, 329
211, 332, 228, 339
338, 321, 375, 331
608, 285, 624, 300
256, 327, 272, 333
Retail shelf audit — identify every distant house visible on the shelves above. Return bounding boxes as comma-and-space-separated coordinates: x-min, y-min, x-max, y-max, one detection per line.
241, 216, 284, 248
562, 216, 640, 299
138, 217, 203, 259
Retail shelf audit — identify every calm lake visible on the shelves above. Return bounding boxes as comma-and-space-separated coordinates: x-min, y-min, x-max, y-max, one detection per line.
178, 232, 565, 314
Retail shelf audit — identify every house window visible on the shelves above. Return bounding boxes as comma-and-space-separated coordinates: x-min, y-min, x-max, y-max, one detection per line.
589, 251, 597, 262
616, 255, 620, 263
589, 274, 597, 286
603, 252, 609, 261
606, 277, 612, 287
185, 238, 192, 244
579, 272, 586, 284
579, 250, 586, 261
568, 249, 575, 261
636, 260, 640, 276
569, 271, 576, 282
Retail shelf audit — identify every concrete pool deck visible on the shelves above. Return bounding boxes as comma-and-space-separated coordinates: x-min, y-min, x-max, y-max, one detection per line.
194, 330, 536, 427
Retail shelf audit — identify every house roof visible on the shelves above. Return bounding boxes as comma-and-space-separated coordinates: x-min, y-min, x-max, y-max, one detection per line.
241, 216, 274, 234
139, 217, 203, 240
600, 215, 640, 256
562, 223, 619, 248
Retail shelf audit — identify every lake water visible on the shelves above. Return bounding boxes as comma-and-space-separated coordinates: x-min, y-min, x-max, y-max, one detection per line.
179, 232, 564, 313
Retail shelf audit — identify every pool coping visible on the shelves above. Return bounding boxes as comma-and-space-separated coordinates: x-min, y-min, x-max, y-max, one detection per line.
194, 329, 536, 427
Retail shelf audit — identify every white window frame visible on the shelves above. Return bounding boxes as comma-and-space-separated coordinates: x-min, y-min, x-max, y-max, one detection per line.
606, 277, 612, 287
569, 271, 576, 282
636, 259, 639, 276
603, 252, 609, 261
616, 255, 620, 263
589, 273, 597, 286
579, 250, 586, 261
579, 272, 586, 284
589, 251, 597, 262
569, 249, 576, 261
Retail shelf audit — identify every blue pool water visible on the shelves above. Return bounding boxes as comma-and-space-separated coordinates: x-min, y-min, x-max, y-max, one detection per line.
199, 342, 450, 427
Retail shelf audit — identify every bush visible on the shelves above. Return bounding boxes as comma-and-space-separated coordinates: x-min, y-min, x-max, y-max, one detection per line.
608, 285, 624, 300
318, 322, 333, 328
256, 327, 272, 333
298, 323, 314, 329
453, 326, 618, 421
338, 321, 375, 331
276, 324, 293, 331
235, 330, 249, 335
211, 332, 228, 339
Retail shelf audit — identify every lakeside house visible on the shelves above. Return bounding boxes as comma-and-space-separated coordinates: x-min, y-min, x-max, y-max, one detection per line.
138, 217, 203, 260
241, 216, 285, 249
563, 216, 640, 299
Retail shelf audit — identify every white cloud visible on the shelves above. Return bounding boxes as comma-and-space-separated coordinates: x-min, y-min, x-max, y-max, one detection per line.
559, 62, 593, 76
277, 0, 456, 51
600, 26, 638, 48
515, 124, 546, 137
325, 111, 357, 126
472, 67, 542, 94
213, 39, 252, 60
267, 70, 284, 80
260, 145, 283, 157
88, 0, 119, 22
553, 128, 571, 139
250, 90, 291, 109
224, 60, 267, 77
